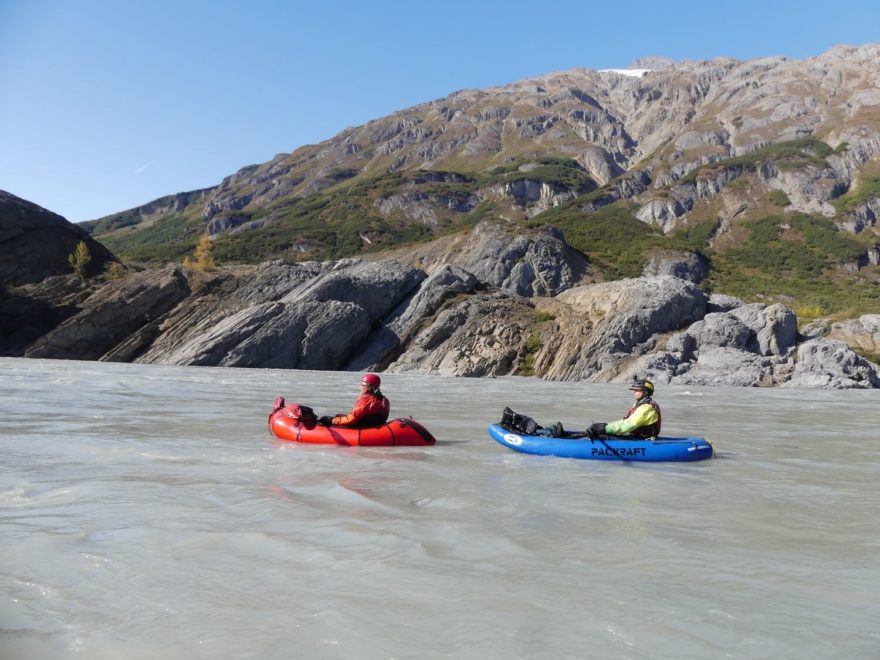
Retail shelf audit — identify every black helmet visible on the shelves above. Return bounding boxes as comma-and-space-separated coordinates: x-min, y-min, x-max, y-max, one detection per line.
629, 379, 655, 395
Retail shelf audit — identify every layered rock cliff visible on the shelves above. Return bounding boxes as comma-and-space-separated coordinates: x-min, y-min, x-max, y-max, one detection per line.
3, 212, 876, 388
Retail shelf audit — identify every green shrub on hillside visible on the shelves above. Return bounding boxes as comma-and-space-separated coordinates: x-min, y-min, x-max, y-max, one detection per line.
465, 200, 495, 225
530, 202, 665, 279
795, 304, 825, 321
68, 240, 91, 283
728, 214, 864, 272
99, 213, 197, 262
706, 267, 880, 316
327, 167, 359, 181
532, 310, 556, 323
505, 161, 594, 193
707, 212, 879, 315
483, 158, 595, 193
667, 219, 718, 253
517, 331, 544, 376
832, 174, 880, 214
680, 138, 832, 184
769, 189, 791, 207
81, 212, 141, 234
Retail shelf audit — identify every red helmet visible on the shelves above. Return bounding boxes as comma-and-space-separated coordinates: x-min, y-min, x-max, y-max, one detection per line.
361, 373, 381, 389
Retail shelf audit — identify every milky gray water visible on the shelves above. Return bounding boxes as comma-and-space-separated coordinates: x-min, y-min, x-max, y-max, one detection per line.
1, 357, 877, 659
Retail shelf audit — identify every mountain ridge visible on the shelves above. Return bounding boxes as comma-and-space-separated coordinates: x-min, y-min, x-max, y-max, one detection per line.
83, 44, 880, 237
3, 45, 878, 387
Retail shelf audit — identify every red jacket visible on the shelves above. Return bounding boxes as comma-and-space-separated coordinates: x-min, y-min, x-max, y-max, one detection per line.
332, 393, 390, 427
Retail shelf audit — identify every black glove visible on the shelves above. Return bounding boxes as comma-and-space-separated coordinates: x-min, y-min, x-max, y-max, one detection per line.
317, 415, 334, 426
587, 422, 606, 439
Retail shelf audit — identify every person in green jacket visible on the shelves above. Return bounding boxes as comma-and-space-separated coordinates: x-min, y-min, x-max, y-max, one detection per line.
587, 379, 662, 439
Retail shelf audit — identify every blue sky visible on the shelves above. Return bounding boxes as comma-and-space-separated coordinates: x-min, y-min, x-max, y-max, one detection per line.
2, 0, 878, 223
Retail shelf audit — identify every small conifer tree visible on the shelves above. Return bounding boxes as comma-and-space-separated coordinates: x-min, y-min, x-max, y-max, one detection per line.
196, 234, 216, 271
68, 240, 92, 283
185, 233, 216, 271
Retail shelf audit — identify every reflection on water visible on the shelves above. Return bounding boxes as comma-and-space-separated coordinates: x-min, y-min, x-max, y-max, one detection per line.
0, 357, 878, 659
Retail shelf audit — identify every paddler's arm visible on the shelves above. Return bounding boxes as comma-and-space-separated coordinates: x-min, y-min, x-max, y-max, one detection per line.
332, 396, 368, 426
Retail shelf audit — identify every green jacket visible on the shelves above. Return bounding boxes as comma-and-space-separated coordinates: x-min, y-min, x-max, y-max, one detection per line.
605, 400, 661, 437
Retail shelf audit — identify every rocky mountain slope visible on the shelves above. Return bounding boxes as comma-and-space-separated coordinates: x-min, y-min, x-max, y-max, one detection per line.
77, 44, 880, 318
3, 45, 880, 388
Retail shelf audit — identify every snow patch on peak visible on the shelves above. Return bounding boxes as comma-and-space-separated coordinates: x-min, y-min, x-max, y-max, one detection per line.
598, 68, 651, 78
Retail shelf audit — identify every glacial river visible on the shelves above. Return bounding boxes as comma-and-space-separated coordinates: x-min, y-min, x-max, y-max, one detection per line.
1, 357, 877, 659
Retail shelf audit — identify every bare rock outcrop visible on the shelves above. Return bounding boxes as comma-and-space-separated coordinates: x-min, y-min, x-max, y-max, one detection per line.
783, 339, 880, 389
670, 303, 797, 359
135, 259, 425, 368
479, 179, 578, 216
386, 292, 534, 377
450, 222, 589, 296
622, 303, 809, 386
25, 266, 190, 361
121, 261, 325, 364
533, 276, 708, 381
346, 265, 480, 371
390, 221, 590, 297
0, 191, 117, 286
836, 198, 880, 234
146, 300, 372, 369
641, 250, 710, 283
642, 346, 791, 387
0, 275, 90, 355
707, 293, 744, 313
826, 314, 880, 356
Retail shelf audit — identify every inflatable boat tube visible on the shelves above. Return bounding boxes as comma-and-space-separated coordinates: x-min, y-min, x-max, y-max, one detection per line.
269, 401, 436, 447
488, 423, 713, 462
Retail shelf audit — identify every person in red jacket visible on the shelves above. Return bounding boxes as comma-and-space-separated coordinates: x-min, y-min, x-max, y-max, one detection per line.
318, 373, 390, 427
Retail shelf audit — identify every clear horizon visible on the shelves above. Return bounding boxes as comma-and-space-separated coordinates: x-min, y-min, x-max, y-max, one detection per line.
1, 0, 879, 223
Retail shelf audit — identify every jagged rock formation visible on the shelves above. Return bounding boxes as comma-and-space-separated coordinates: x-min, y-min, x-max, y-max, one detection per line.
627, 303, 798, 386
386, 292, 536, 377
132, 260, 426, 369
25, 266, 190, 361
530, 276, 708, 381
2, 218, 878, 387
378, 221, 591, 296
783, 339, 880, 388
345, 265, 480, 371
